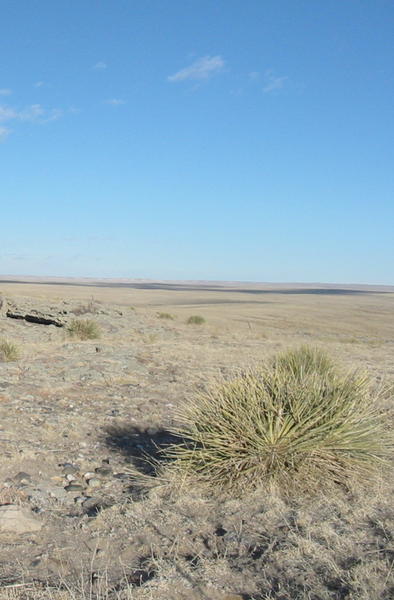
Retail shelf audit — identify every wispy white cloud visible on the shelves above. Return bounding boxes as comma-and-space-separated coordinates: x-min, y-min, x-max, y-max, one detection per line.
0, 102, 66, 140
0, 126, 11, 142
263, 70, 288, 94
168, 55, 225, 82
0, 88, 12, 96
18, 104, 63, 123
18, 103, 45, 121
93, 61, 107, 70
0, 105, 17, 121
34, 81, 45, 88
105, 98, 126, 106
44, 108, 64, 122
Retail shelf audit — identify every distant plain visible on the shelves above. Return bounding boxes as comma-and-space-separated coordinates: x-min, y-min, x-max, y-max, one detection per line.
0, 278, 393, 599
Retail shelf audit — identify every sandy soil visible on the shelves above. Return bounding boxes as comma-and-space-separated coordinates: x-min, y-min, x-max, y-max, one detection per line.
0, 280, 393, 599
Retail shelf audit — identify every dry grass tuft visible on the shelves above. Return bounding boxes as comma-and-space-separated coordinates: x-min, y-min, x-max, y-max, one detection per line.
164, 346, 393, 494
186, 315, 205, 325
157, 312, 175, 320
67, 319, 101, 340
0, 339, 20, 362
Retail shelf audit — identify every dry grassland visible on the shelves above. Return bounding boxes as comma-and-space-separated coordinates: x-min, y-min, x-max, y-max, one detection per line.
0, 279, 393, 599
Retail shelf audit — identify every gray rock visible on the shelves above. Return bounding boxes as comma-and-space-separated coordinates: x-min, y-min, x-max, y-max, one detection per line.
87, 478, 101, 489
14, 472, 32, 485
65, 483, 84, 493
95, 466, 112, 476
62, 464, 79, 475
82, 497, 102, 511
6, 301, 66, 327
28, 485, 68, 504
0, 504, 42, 534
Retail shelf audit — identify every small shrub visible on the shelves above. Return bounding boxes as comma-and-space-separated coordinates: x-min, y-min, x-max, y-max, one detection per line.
158, 312, 175, 320
0, 339, 19, 362
186, 315, 205, 325
72, 298, 99, 315
164, 346, 392, 493
67, 319, 100, 340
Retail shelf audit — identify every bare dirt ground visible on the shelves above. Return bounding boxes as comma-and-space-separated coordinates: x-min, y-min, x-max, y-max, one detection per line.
0, 279, 393, 600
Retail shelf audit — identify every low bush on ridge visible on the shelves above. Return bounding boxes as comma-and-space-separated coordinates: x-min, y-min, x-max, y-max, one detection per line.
164, 346, 392, 493
158, 312, 175, 320
0, 339, 19, 362
71, 299, 99, 315
186, 315, 205, 325
67, 319, 100, 340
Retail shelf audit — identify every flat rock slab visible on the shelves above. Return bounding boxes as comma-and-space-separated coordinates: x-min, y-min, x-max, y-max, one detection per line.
0, 504, 42, 534
5, 300, 67, 327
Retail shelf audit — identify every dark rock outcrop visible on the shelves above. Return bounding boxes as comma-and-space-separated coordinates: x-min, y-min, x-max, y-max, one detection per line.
5, 300, 67, 327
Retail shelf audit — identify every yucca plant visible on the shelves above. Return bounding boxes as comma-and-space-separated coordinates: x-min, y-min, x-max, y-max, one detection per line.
164, 347, 392, 493
0, 339, 19, 362
67, 319, 100, 340
274, 345, 335, 379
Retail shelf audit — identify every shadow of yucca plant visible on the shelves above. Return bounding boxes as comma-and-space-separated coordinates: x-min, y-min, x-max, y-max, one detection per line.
67, 319, 100, 340
164, 346, 393, 493
0, 339, 19, 362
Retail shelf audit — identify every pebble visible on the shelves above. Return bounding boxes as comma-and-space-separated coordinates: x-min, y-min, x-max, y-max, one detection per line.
65, 483, 84, 492
87, 478, 101, 489
66, 474, 76, 482
61, 464, 79, 475
95, 466, 112, 476
82, 497, 101, 510
84, 472, 96, 480
14, 472, 32, 484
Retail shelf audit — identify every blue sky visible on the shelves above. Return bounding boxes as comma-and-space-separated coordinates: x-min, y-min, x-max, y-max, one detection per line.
1, 0, 393, 284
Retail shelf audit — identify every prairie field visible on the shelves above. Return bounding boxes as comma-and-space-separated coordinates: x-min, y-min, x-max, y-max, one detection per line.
0, 279, 393, 600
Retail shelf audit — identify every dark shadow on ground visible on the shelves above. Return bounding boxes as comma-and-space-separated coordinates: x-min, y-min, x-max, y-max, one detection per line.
103, 424, 184, 476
